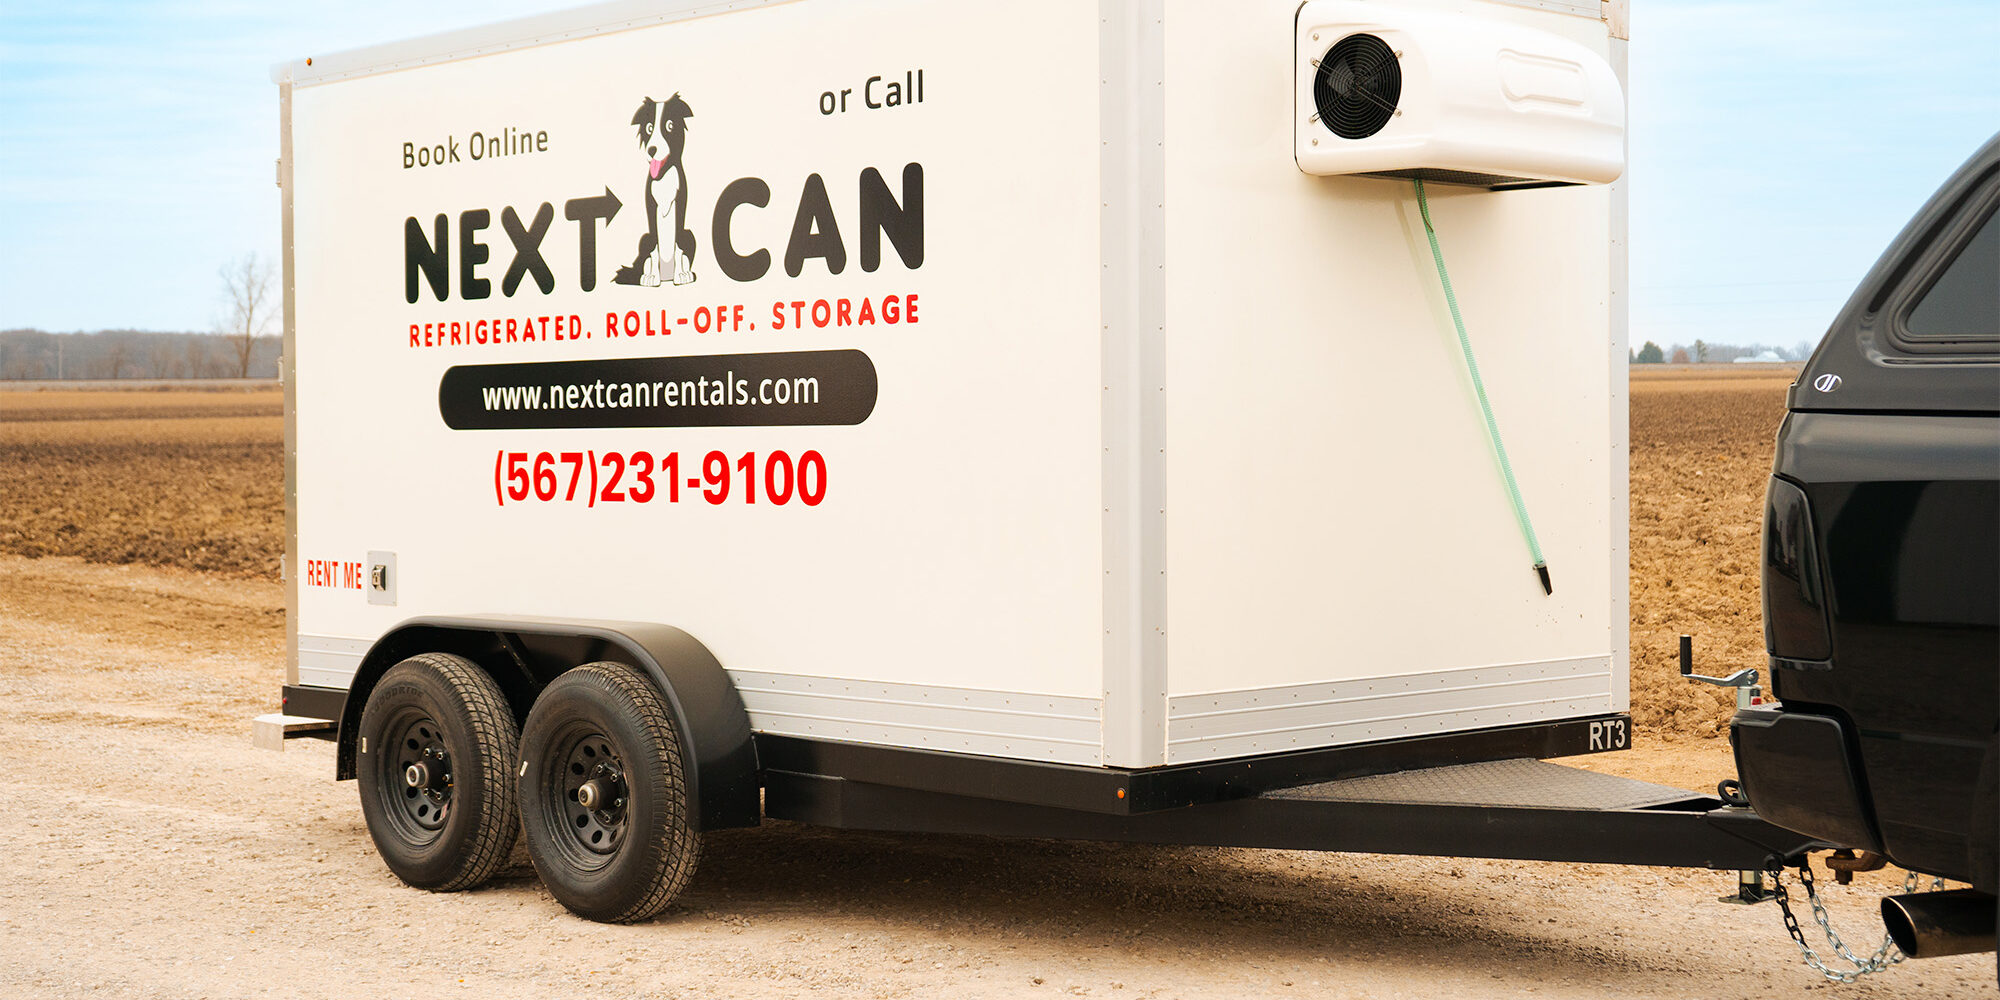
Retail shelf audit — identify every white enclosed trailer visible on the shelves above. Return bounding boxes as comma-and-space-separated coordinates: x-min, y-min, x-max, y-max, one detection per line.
262, 0, 1808, 923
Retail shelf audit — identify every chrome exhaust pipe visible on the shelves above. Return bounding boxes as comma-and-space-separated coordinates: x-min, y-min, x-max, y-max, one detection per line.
1881, 889, 1997, 959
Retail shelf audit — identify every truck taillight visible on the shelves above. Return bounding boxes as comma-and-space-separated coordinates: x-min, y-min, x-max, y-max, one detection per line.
1762, 477, 1832, 661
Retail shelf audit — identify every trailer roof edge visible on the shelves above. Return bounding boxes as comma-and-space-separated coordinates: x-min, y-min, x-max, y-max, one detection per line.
270, 0, 1612, 87
270, 0, 800, 88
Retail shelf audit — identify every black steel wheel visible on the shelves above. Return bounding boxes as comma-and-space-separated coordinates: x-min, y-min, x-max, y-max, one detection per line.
520, 661, 700, 922
356, 653, 520, 891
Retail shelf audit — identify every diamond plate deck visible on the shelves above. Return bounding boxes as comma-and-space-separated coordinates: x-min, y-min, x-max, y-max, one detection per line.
1262, 758, 1701, 811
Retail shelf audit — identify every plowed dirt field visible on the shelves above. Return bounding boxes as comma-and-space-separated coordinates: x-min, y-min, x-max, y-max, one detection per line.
1627, 365, 1796, 738
0, 385, 281, 577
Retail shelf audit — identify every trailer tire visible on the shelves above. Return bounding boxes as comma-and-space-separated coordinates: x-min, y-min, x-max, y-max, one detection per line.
519, 661, 701, 923
356, 653, 521, 891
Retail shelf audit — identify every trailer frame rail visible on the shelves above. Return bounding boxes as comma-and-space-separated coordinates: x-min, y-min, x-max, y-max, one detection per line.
765, 756, 1819, 872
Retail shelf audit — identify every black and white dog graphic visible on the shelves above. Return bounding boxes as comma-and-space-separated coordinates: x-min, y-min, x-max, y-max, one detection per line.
613, 93, 696, 287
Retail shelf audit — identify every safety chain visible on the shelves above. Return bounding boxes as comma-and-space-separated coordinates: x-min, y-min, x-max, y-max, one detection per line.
1765, 856, 1946, 984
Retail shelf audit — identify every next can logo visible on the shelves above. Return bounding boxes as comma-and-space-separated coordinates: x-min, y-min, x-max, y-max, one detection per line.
402, 89, 924, 304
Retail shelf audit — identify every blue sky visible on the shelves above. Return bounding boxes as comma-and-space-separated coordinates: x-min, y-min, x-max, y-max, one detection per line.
2, 1, 1996, 349
0, 0, 557, 335
1631, 2, 1999, 353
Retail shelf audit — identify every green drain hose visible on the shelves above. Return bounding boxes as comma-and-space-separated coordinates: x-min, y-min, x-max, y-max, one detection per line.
1413, 178, 1552, 595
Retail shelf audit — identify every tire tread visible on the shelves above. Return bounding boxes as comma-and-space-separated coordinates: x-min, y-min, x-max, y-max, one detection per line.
523, 661, 700, 923
415, 653, 521, 892
361, 652, 521, 892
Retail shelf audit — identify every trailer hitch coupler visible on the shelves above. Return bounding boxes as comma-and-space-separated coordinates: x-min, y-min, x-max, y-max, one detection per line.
1881, 888, 1998, 959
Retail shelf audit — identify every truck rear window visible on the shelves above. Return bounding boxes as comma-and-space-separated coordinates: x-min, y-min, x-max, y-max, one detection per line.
1902, 204, 1998, 346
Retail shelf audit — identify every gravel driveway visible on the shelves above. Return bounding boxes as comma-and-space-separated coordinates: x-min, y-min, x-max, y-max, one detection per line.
0, 555, 1987, 999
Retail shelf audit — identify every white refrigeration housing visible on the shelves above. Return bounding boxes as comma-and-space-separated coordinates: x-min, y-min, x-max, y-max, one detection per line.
1294, 0, 1626, 186
273, 0, 1631, 772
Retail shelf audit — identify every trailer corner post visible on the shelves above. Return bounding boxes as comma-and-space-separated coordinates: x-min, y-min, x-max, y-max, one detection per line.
1606, 13, 1632, 717
1097, 0, 1171, 769
279, 78, 301, 700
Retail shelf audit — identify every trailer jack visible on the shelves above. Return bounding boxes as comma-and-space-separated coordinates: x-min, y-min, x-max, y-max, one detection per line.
1725, 866, 1778, 905
1679, 635, 1776, 904
1708, 778, 1778, 903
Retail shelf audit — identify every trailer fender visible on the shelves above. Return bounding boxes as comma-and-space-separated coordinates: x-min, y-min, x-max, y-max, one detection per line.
338, 616, 759, 831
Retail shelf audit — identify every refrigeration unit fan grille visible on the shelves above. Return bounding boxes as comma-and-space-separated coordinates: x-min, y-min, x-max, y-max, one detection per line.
1313, 33, 1401, 140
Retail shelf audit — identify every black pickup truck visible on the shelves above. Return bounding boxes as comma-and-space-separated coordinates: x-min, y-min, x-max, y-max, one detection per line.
1731, 132, 2000, 957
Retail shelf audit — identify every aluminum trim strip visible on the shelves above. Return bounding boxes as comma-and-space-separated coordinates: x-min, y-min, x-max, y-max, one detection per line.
294, 632, 364, 690
739, 689, 1100, 740
298, 665, 358, 689
733, 687, 1099, 724
297, 633, 372, 655
1169, 671, 1613, 723
272, 0, 800, 87
731, 669, 1105, 765
1167, 701, 1605, 764
743, 709, 1101, 749
1170, 655, 1611, 706
755, 726, 1099, 765
298, 649, 363, 668
730, 670, 1101, 713
1165, 655, 1615, 763
1174, 691, 1609, 745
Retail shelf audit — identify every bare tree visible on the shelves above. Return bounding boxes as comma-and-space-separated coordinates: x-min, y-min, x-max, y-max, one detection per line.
106, 339, 132, 379
0, 337, 40, 380
4, 352, 47, 379
147, 337, 182, 379
216, 254, 274, 378
183, 336, 208, 378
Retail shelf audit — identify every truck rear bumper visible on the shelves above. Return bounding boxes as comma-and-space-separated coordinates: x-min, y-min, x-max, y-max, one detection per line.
1731, 706, 1883, 853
